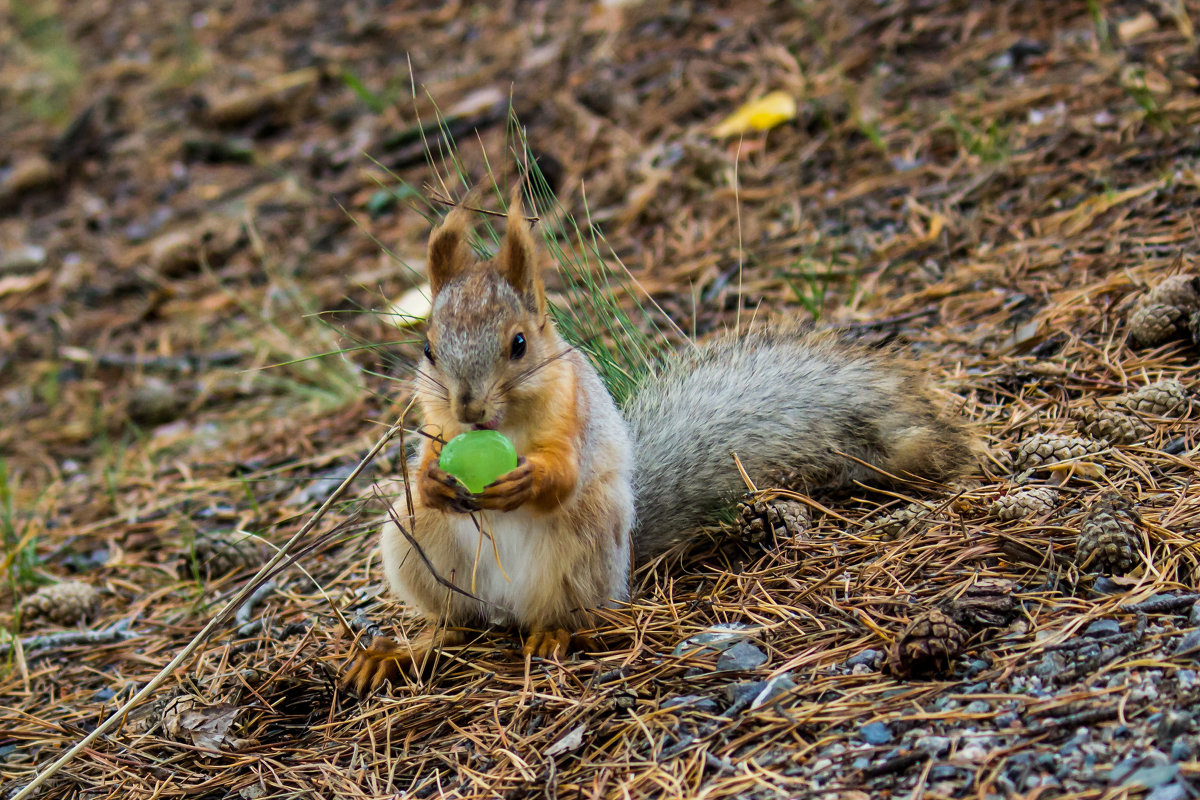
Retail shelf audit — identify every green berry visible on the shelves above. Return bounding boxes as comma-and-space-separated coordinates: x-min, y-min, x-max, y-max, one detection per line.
438, 430, 519, 494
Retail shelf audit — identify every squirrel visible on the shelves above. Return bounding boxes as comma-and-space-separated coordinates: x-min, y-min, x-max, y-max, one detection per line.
342, 193, 976, 693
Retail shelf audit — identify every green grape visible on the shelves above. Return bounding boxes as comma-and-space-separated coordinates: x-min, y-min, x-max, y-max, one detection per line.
438, 430, 519, 494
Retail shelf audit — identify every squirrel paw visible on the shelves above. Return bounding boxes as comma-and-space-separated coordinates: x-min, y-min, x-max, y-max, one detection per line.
477, 458, 535, 512
522, 627, 572, 659
419, 463, 479, 514
341, 629, 464, 695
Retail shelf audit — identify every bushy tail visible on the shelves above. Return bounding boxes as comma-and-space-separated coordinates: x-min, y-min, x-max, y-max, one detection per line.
622, 329, 976, 563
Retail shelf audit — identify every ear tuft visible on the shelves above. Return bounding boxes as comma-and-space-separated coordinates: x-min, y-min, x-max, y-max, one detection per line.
497, 187, 545, 315
427, 205, 474, 296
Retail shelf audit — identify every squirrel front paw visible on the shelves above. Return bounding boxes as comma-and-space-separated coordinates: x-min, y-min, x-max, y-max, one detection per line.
419, 462, 479, 514
476, 457, 535, 512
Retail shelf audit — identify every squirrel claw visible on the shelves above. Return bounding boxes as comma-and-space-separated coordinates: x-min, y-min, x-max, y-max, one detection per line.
523, 628, 571, 659
477, 458, 535, 511
341, 637, 415, 695
341, 629, 466, 695
420, 464, 479, 513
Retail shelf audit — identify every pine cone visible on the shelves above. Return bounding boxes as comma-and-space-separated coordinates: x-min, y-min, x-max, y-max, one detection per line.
20, 580, 101, 627
990, 486, 1059, 521
887, 608, 968, 678
1128, 303, 1187, 348
1072, 405, 1152, 445
866, 502, 930, 539
735, 496, 811, 544
1116, 379, 1190, 418
947, 579, 1018, 629
182, 531, 265, 579
1143, 274, 1200, 310
1076, 491, 1142, 575
1012, 434, 1104, 472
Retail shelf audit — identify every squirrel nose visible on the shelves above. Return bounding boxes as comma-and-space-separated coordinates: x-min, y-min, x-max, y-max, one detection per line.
457, 390, 487, 424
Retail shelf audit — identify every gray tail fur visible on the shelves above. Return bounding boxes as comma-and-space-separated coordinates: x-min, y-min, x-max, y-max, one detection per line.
622, 328, 975, 564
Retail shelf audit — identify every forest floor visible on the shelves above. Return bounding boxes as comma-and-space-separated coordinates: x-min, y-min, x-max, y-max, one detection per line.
2, 1, 1200, 798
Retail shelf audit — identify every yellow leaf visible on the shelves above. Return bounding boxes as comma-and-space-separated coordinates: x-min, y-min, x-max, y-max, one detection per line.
712, 91, 797, 138
386, 283, 432, 328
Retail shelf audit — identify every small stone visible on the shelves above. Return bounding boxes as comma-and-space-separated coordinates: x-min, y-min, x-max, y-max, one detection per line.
859, 722, 893, 745
1169, 738, 1193, 762
1173, 630, 1200, 660
964, 700, 991, 714
1094, 577, 1123, 594
914, 735, 950, 755
751, 673, 796, 708
1147, 784, 1188, 800
1156, 710, 1192, 743
1122, 763, 1181, 790
1086, 619, 1123, 637
960, 743, 989, 761
1035, 652, 1067, 680
661, 694, 719, 714
1109, 757, 1141, 783
996, 712, 1019, 727
0, 244, 47, 274
1190, 602, 1200, 627
0, 155, 57, 203
716, 641, 767, 672
845, 649, 882, 669
673, 623, 753, 657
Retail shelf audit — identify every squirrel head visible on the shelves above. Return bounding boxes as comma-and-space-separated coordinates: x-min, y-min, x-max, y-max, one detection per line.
418, 191, 556, 430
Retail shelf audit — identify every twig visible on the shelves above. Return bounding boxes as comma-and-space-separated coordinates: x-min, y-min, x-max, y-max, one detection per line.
0, 620, 138, 657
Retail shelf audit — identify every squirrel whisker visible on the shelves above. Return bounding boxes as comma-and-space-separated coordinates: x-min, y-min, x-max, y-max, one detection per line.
497, 347, 576, 396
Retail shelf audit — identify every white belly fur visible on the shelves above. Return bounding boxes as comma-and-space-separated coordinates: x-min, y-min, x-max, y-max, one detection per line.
447, 510, 546, 625
446, 509, 626, 626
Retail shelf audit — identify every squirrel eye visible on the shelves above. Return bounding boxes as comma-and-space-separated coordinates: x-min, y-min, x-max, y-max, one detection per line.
510, 332, 526, 360
423, 341, 435, 364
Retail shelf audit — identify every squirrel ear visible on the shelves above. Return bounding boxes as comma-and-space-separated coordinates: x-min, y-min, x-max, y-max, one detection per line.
427, 205, 474, 296
496, 188, 545, 316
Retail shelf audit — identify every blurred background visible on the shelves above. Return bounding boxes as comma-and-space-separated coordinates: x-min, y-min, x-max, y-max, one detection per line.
3, 0, 1196, 491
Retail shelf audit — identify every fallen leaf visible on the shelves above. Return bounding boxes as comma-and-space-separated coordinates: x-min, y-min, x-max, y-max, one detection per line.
162, 695, 254, 753
1118, 11, 1158, 42
1046, 460, 1106, 484
712, 91, 796, 138
545, 723, 587, 757
387, 283, 432, 327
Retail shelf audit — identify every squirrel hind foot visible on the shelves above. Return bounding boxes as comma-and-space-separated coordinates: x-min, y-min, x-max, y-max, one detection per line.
341, 637, 413, 695
520, 628, 609, 659
340, 629, 466, 695
522, 628, 571, 659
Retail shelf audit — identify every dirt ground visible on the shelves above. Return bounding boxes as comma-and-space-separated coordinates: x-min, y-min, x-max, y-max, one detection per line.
3, 1, 1200, 798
